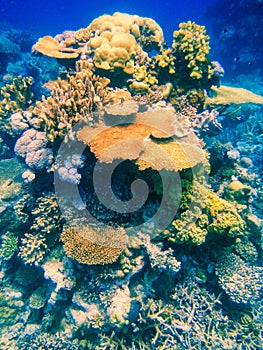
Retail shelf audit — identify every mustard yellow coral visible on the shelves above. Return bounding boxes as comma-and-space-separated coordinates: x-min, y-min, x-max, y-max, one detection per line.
172, 21, 213, 81
0, 76, 33, 132
61, 225, 127, 265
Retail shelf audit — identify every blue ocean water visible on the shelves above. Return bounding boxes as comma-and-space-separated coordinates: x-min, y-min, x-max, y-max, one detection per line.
0, 1, 263, 349
0, 0, 215, 39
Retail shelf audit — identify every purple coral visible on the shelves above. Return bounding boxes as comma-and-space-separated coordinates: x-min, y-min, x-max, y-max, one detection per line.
57, 154, 85, 184
14, 128, 53, 170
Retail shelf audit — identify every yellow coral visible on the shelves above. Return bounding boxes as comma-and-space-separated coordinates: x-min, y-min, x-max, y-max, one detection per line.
172, 21, 212, 81
61, 225, 127, 265
78, 107, 207, 171
34, 64, 110, 141
206, 85, 263, 105
0, 76, 33, 131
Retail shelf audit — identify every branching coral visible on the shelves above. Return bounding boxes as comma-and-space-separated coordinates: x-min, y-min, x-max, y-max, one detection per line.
30, 194, 61, 235
18, 233, 48, 266
34, 64, 110, 141
215, 252, 263, 304
0, 76, 34, 132
61, 225, 127, 265
172, 21, 214, 89
0, 233, 18, 260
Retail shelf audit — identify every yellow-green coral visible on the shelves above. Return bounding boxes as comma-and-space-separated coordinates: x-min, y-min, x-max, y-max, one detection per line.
0, 76, 33, 132
155, 48, 175, 74
206, 191, 246, 237
172, 21, 213, 81
0, 233, 18, 260
166, 181, 246, 245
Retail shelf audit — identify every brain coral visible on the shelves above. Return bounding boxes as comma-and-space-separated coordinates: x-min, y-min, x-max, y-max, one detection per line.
61, 225, 127, 265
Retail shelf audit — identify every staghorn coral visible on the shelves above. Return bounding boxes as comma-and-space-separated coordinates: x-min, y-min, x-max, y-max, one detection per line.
191, 109, 222, 137
61, 225, 127, 265
34, 64, 110, 142
215, 252, 263, 304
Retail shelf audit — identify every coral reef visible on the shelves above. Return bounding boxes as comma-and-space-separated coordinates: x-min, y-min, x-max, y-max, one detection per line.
0, 12, 262, 350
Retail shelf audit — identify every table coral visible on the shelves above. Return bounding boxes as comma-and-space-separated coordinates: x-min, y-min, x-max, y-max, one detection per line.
78, 106, 207, 171
61, 225, 127, 265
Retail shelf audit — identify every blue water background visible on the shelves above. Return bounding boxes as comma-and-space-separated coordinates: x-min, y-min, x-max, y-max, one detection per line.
0, 0, 218, 42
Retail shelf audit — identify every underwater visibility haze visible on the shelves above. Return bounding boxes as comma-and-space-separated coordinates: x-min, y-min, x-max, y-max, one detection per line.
0, 0, 263, 349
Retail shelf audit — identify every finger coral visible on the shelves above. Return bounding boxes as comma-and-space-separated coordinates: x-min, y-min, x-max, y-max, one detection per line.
18, 233, 48, 266
172, 21, 214, 88
0, 76, 33, 133
61, 225, 127, 265
34, 64, 110, 141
